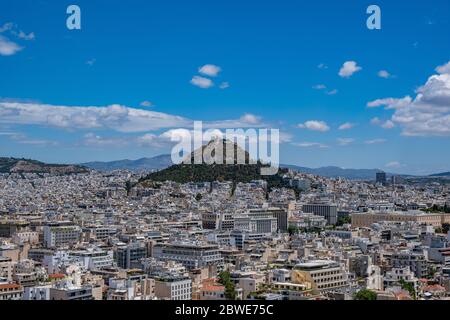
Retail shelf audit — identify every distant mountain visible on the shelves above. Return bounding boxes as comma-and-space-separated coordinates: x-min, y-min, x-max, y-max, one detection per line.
0, 158, 88, 175
81, 152, 393, 180
78, 142, 425, 180
82, 155, 173, 172
282, 164, 387, 180
429, 172, 450, 177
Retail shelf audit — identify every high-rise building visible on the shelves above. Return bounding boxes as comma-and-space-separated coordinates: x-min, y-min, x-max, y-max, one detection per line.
0, 220, 29, 238
376, 172, 387, 184
154, 275, 192, 300
302, 203, 338, 225
43, 222, 82, 248
248, 208, 288, 233
152, 243, 223, 270
116, 242, 148, 269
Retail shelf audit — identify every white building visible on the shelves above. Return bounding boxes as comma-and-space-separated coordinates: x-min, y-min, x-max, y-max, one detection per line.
154, 276, 192, 300
43, 223, 82, 248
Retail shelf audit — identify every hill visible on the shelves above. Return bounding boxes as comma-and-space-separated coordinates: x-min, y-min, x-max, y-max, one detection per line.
429, 172, 450, 177
0, 158, 88, 175
138, 139, 288, 189
82, 155, 172, 172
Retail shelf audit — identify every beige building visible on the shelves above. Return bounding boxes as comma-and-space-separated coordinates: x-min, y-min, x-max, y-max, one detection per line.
294, 260, 349, 292
0, 283, 23, 300
351, 211, 443, 228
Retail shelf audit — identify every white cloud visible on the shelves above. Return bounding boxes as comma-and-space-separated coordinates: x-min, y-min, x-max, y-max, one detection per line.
219, 82, 229, 89
339, 61, 362, 78
337, 138, 354, 146
381, 120, 395, 129
367, 97, 412, 109
370, 117, 381, 125
203, 114, 264, 129
385, 161, 403, 169
239, 113, 261, 125
436, 61, 450, 75
318, 63, 328, 69
82, 132, 169, 148
160, 128, 291, 148
136, 133, 165, 147
0, 35, 22, 56
0, 102, 191, 133
338, 122, 355, 130
378, 70, 393, 79
313, 84, 326, 90
293, 142, 328, 148
140, 101, 153, 107
367, 61, 450, 136
17, 139, 58, 146
8, 132, 58, 146
13, 30, 35, 41
86, 58, 96, 66
0, 23, 34, 56
198, 64, 221, 77
326, 89, 338, 95
297, 120, 330, 132
190, 76, 214, 89
371, 117, 395, 129
0, 23, 13, 33
365, 138, 386, 145
0, 102, 273, 135
82, 133, 129, 147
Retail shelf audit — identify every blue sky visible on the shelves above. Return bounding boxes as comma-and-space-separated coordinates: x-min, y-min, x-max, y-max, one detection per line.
1, 0, 449, 174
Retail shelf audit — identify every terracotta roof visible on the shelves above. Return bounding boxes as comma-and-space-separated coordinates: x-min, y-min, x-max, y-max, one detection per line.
424, 284, 446, 292
48, 273, 66, 279
0, 283, 21, 290
202, 285, 225, 292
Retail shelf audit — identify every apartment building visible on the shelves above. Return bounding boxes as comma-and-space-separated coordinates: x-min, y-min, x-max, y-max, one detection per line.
0, 283, 23, 300
50, 286, 93, 300
385, 250, 429, 278
234, 211, 278, 235
116, 242, 147, 269
152, 243, 223, 270
70, 248, 114, 270
202, 212, 234, 230
154, 275, 192, 300
43, 222, 82, 248
0, 220, 30, 238
351, 211, 442, 228
294, 260, 349, 291
302, 203, 338, 225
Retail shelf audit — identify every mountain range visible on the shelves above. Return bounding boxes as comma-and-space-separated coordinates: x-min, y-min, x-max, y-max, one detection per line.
81, 155, 172, 172
80, 153, 450, 180
80, 153, 402, 180
1, 154, 448, 180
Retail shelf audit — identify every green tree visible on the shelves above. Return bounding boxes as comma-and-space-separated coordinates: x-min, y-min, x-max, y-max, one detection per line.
336, 215, 351, 226
195, 193, 203, 201
218, 271, 237, 300
354, 289, 377, 300
442, 223, 450, 234
399, 279, 416, 300
288, 225, 299, 236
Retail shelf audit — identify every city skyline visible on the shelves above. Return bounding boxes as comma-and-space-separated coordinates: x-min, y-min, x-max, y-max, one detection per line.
1, 0, 450, 175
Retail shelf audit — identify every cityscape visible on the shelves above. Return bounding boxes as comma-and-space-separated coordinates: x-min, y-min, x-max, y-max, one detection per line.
1, 0, 450, 303
0, 149, 450, 301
